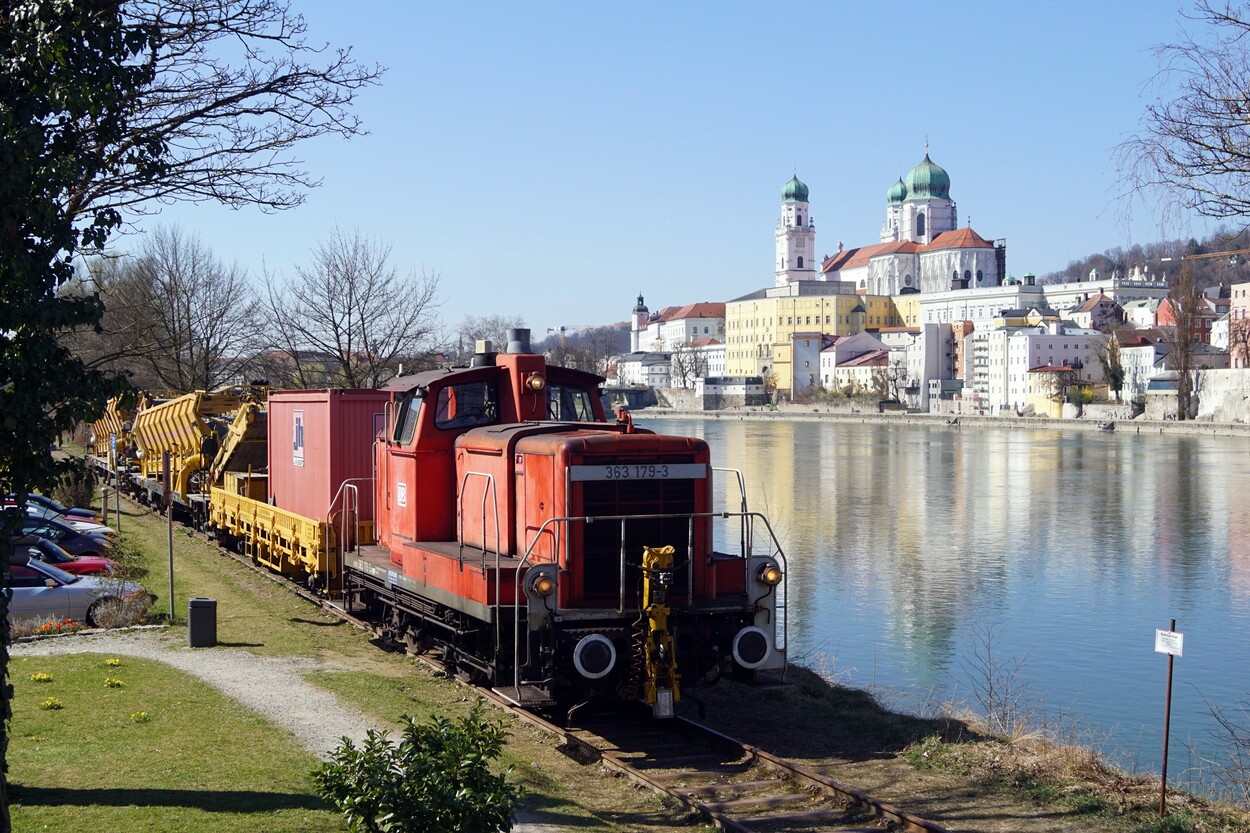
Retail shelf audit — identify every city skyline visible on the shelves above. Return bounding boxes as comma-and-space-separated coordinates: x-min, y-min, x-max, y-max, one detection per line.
138, 2, 1218, 337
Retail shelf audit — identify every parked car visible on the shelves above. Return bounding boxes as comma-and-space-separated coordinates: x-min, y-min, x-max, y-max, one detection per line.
21, 493, 101, 524
16, 517, 112, 557
10, 535, 116, 576
22, 504, 117, 539
5, 559, 146, 629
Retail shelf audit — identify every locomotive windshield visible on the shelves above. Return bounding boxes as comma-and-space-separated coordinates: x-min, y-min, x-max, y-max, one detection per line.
547, 383, 596, 421
434, 380, 498, 429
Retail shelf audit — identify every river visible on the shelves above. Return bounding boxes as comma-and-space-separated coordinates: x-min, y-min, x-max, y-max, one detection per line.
640, 415, 1250, 795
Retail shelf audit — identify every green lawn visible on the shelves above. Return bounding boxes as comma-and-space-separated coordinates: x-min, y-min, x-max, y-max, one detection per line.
7, 496, 678, 833
10, 654, 340, 832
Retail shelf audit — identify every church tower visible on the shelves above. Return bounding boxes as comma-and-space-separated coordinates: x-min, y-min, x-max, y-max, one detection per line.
898, 151, 957, 245
775, 175, 817, 287
630, 292, 649, 352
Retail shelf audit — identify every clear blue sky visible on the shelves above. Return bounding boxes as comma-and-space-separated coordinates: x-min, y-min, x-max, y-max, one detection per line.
143, 1, 1213, 338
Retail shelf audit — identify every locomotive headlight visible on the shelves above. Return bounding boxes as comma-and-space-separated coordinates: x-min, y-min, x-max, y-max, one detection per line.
757, 561, 783, 587
530, 573, 556, 597
525, 373, 546, 392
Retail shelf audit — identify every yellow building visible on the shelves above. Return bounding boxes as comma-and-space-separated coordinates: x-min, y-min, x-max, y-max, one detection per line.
725, 282, 903, 393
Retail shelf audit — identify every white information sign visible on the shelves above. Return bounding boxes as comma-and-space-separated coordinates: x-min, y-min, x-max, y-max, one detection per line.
292, 409, 305, 468
569, 463, 707, 482
1155, 629, 1183, 657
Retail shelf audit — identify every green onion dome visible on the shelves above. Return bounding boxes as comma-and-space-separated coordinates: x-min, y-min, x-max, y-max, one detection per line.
782, 175, 809, 203
887, 177, 908, 204
904, 154, 951, 201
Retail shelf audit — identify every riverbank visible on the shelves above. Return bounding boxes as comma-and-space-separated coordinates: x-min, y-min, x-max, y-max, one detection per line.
634, 405, 1250, 438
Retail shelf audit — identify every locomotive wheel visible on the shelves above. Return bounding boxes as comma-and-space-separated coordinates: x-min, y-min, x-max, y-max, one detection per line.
402, 628, 428, 655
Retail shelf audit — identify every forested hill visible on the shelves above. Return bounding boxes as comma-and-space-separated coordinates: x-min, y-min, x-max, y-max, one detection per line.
1040, 228, 1250, 293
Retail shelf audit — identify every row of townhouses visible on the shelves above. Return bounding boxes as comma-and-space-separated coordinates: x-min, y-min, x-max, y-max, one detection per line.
607, 152, 1250, 415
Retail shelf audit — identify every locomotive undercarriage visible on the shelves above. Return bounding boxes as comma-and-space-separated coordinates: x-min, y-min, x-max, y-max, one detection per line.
343, 561, 762, 712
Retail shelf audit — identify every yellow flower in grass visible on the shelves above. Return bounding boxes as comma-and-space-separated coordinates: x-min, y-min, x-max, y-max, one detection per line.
40, 697, 62, 711
28, 673, 53, 683
103, 677, 125, 689
104, 658, 121, 667
130, 711, 151, 724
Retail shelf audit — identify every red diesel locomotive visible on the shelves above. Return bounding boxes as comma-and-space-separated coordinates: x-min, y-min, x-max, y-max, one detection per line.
345, 330, 788, 716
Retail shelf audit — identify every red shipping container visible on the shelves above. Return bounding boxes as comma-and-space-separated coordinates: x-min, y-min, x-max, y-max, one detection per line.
267, 389, 391, 524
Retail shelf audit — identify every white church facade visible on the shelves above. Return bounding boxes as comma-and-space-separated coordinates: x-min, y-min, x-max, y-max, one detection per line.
772, 152, 1005, 297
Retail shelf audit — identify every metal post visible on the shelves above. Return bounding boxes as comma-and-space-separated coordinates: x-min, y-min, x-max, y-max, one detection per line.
163, 452, 174, 621
1160, 617, 1176, 819
115, 466, 121, 533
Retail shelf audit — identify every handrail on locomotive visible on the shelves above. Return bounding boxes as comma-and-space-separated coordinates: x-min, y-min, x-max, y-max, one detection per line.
507, 507, 789, 694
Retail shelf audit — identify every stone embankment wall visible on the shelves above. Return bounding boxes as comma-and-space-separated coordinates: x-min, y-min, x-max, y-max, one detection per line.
639, 393, 1250, 438
1194, 369, 1250, 423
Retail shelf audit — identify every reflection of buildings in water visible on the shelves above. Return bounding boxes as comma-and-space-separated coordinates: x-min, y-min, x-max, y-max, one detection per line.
643, 417, 1250, 692
1228, 473, 1250, 604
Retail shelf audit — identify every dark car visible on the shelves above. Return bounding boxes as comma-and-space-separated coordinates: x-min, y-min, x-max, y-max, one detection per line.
9, 535, 116, 576
16, 517, 111, 558
21, 493, 101, 524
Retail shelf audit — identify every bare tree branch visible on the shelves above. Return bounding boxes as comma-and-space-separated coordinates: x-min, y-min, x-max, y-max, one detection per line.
67, 0, 384, 222
261, 228, 442, 388
1117, 2, 1250, 233
66, 227, 261, 390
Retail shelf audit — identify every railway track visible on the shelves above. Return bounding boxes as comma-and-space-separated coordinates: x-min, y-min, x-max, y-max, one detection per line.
120, 492, 950, 833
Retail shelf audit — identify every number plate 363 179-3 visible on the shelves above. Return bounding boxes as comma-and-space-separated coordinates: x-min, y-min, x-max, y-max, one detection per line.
569, 463, 707, 482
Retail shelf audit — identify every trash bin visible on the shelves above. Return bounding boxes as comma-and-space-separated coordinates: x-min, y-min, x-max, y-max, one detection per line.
188, 597, 217, 648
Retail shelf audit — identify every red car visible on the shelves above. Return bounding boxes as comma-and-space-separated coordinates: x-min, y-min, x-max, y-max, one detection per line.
9, 536, 116, 576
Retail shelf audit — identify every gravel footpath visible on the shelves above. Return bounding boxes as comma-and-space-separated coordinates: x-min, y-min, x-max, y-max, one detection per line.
12, 628, 566, 832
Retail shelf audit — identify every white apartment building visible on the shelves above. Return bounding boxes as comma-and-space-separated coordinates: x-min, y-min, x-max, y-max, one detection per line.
615, 352, 672, 388
631, 297, 725, 353
969, 322, 1105, 414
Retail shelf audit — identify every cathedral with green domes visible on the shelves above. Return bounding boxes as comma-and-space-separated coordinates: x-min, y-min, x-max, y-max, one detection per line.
775, 151, 1003, 295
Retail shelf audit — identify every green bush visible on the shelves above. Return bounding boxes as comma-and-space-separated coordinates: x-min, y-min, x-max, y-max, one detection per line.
50, 457, 95, 510
315, 699, 521, 833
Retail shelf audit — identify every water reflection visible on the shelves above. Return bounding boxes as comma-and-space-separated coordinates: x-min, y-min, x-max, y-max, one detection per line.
644, 416, 1250, 778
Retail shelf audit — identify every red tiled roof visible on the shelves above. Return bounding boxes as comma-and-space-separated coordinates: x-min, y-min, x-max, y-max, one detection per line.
1028, 365, 1079, 373
687, 337, 722, 347
821, 227, 993, 275
654, 302, 725, 322
1075, 293, 1116, 312
839, 349, 889, 367
927, 227, 993, 250
871, 241, 923, 257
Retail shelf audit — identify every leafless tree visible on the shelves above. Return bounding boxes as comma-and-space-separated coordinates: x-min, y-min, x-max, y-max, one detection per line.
670, 342, 708, 388
1163, 262, 1204, 419
1229, 309, 1250, 368
1117, 2, 1250, 230
546, 326, 623, 376
262, 228, 441, 388
870, 354, 907, 401
458, 314, 526, 360
1202, 694, 1250, 805
64, 0, 383, 225
66, 227, 261, 390
1096, 333, 1127, 402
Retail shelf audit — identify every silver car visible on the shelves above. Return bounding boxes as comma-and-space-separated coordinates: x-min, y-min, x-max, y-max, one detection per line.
6, 558, 147, 629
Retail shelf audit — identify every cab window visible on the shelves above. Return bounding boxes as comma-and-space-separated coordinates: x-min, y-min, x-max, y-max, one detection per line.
547, 383, 596, 421
392, 392, 422, 444
434, 380, 497, 430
